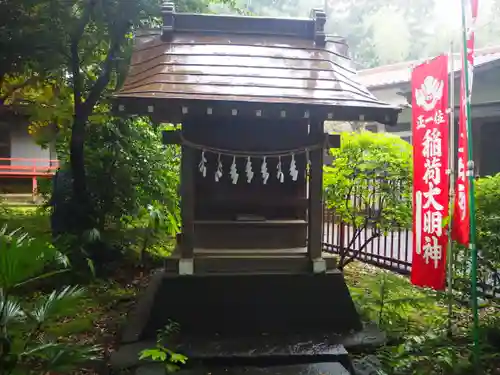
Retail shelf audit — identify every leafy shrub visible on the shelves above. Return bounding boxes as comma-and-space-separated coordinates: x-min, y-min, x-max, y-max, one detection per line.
0, 226, 99, 374
324, 131, 412, 267
50, 117, 179, 233
45, 117, 180, 270
451, 174, 500, 299
475, 174, 500, 288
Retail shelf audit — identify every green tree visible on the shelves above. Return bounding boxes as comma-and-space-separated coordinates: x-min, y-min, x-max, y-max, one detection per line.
324, 131, 412, 268
47, 0, 162, 232
1, 0, 238, 237
0, 0, 68, 118
234, 0, 435, 68
325, 0, 435, 68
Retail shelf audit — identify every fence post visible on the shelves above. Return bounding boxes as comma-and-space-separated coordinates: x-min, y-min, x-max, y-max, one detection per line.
32, 163, 37, 202
32, 176, 37, 202
339, 220, 345, 262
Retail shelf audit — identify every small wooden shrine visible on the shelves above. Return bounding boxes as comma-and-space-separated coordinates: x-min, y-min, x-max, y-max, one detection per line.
115, 3, 398, 276
112, 5, 400, 374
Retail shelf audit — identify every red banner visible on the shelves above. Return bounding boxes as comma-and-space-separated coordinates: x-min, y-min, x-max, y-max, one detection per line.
411, 55, 450, 291
452, 0, 478, 245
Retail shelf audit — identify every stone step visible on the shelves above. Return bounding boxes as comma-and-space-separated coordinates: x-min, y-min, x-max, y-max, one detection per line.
112, 337, 352, 370
112, 327, 385, 371
173, 335, 351, 363
136, 363, 352, 375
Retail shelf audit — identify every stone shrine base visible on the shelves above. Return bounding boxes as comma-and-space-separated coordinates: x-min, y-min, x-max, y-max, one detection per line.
112, 270, 385, 374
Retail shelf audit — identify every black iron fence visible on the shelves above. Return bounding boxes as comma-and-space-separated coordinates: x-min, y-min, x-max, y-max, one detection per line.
322, 208, 412, 274
322, 207, 500, 299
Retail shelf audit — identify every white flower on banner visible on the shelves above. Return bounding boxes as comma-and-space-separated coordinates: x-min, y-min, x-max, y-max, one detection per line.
415, 76, 444, 111
198, 151, 207, 177
215, 154, 223, 182
230, 156, 239, 184
245, 157, 254, 183
261, 157, 269, 184
276, 156, 284, 183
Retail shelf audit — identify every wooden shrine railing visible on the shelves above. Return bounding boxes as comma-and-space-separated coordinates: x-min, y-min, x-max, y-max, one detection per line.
0, 158, 59, 199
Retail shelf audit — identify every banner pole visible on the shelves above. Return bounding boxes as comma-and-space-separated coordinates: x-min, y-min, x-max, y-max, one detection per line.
447, 41, 455, 339
460, 0, 480, 371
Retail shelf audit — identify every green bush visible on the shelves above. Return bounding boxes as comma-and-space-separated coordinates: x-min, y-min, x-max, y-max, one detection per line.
45, 117, 180, 271
324, 131, 412, 267
452, 174, 500, 298
50, 117, 179, 233
324, 131, 412, 230
475, 174, 500, 276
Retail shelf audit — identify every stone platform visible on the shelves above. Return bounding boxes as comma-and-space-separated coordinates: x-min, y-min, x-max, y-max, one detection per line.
121, 270, 363, 343
113, 270, 384, 374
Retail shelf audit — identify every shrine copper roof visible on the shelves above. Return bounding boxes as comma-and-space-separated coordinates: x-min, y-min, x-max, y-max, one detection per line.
114, 5, 400, 124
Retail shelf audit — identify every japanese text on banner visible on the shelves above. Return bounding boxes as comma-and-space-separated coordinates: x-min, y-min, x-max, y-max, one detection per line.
411, 55, 450, 291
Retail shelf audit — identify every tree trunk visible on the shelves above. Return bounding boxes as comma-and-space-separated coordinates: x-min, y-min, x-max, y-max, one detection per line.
69, 111, 91, 232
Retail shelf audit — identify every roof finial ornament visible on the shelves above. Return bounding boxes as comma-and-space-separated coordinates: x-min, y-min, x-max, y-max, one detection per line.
161, 2, 176, 42
310, 9, 326, 47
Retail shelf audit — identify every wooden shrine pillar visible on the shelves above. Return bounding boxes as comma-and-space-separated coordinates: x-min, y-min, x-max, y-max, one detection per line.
308, 117, 326, 273
179, 143, 195, 274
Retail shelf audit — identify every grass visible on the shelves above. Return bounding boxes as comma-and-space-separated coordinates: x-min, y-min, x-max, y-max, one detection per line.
344, 262, 500, 374
48, 314, 98, 337
0, 205, 51, 241
46, 281, 141, 339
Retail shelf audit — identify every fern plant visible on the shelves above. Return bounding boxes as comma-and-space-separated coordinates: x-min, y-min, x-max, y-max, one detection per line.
0, 225, 100, 375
